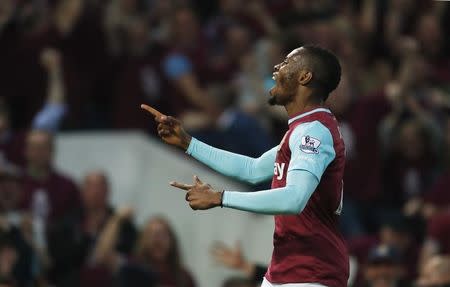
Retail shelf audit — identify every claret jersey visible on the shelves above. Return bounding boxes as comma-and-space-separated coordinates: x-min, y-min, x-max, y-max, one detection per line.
265, 107, 349, 287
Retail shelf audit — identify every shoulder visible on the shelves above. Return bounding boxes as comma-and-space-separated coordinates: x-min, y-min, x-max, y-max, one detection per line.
428, 211, 450, 237
51, 170, 79, 189
289, 120, 334, 152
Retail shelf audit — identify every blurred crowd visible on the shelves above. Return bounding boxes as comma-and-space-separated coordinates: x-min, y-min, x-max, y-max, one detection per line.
0, 0, 450, 286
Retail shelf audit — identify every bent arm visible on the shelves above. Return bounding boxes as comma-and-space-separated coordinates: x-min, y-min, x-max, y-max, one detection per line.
186, 137, 277, 185
221, 120, 336, 215
222, 169, 318, 215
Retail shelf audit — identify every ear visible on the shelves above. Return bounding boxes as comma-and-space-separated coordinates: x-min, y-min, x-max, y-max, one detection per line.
298, 70, 312, 85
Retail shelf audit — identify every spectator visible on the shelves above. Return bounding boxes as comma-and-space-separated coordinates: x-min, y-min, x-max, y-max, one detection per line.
363, 245, 409, 287
111, 15, 169, 130
94, 215, 196, 287
420, 210, 450, 268
190, 83, 274, 158
211, 241, 266, 285
0, 161, 49, 287
381, 118, 438, 215
48, 171, 136, 287
162, 7, 216, 117
416, 256, 450, 287
0, 106, 25, 173
0, 48, 66, 167
421, 113, 450, 219
348, 215, 420, 283
0, 161, 22, 222
20, 130, 80, 225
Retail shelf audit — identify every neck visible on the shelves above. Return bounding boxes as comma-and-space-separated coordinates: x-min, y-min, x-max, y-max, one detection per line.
27, 165, 50, 180
285, 92, 323, 118
85, 206, 108, 218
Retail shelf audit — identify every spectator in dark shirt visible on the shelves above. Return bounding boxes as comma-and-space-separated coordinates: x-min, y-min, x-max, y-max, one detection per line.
0, 48, 66, 167
0, 161, 47, 287
48, 171, 137, 287
363, 245, 409, 287
190, 83, 274, 158
94, 215, 196, 287
381, 118, 438, 215
20, 130, 80, 224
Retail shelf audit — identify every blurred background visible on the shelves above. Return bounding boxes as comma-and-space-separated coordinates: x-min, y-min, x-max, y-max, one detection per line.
0, 0, 449, 286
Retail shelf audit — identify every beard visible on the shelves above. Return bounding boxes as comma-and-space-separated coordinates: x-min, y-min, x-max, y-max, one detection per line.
268, 90, 295, 106
268, 95, 278, 105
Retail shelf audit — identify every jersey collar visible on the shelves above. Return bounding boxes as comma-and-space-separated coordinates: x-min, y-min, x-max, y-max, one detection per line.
288, 107, 332, 125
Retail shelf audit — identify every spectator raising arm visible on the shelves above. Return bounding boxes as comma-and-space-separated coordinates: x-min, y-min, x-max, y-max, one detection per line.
32, 48, 67, 132
91, 207, 133, 270
211, 241, 267, 284
163, 53, 216, 113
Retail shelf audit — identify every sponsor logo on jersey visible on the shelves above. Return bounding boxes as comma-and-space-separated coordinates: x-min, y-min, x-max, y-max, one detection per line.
300, 135, 321, 154
273, 162, 285, 180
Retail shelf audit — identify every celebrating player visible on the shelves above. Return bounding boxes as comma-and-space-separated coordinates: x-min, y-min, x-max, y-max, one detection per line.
142, 45, 348, 287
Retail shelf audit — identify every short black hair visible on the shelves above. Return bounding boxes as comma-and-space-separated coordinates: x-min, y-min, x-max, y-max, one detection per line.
301, 45, 341, 101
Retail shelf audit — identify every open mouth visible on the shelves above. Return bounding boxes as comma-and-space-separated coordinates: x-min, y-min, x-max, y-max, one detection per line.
272, 72, 279, 81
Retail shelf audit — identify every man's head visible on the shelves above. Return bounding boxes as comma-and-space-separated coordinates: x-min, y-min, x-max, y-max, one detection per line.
269, 45, 341, 107
364, 245, 406, 287
379, 215, 415, 252
81, 171, 109, 211
25, 130, 54, 171
171, 7, 199, 48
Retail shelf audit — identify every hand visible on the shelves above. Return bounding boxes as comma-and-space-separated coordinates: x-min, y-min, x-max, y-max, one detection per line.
141, 104, 192, 150
211, 241, 256, 277
170, 175, 222, 210
116, 206, 133, 221
40, 48, 62, 73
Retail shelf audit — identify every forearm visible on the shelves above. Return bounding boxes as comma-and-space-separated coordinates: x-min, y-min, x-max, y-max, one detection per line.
186, 138, 275, 185
177, 74, 215, 111
47, 67, 65, 104
92, 215, 122, 264
32, 67, 66, 131
222, 170, 318, 215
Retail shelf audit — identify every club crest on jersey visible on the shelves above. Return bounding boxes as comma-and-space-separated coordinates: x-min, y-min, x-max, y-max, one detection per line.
300, 135, 321, 154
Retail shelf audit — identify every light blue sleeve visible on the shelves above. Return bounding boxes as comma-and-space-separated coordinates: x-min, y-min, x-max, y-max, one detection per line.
32, 102, 67, 132
186, 137, 276, 185
222, 169, 318, 215
288, 121, 335, 181
163, 53, 192, 80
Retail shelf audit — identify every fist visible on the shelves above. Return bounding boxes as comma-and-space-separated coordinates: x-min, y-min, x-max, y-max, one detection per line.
40, 48, 61, 72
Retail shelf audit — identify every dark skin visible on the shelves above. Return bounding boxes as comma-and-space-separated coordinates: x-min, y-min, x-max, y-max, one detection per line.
141, 47, 324, 210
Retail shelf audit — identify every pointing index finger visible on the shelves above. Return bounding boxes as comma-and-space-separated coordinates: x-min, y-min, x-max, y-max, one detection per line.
170, 181, 194, 191
140, 104, 165, 118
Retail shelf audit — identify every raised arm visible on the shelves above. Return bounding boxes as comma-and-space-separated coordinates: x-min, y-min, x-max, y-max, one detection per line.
141, 104, 276, 185
91, 208, 133, 270
32, 48, 67, 132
